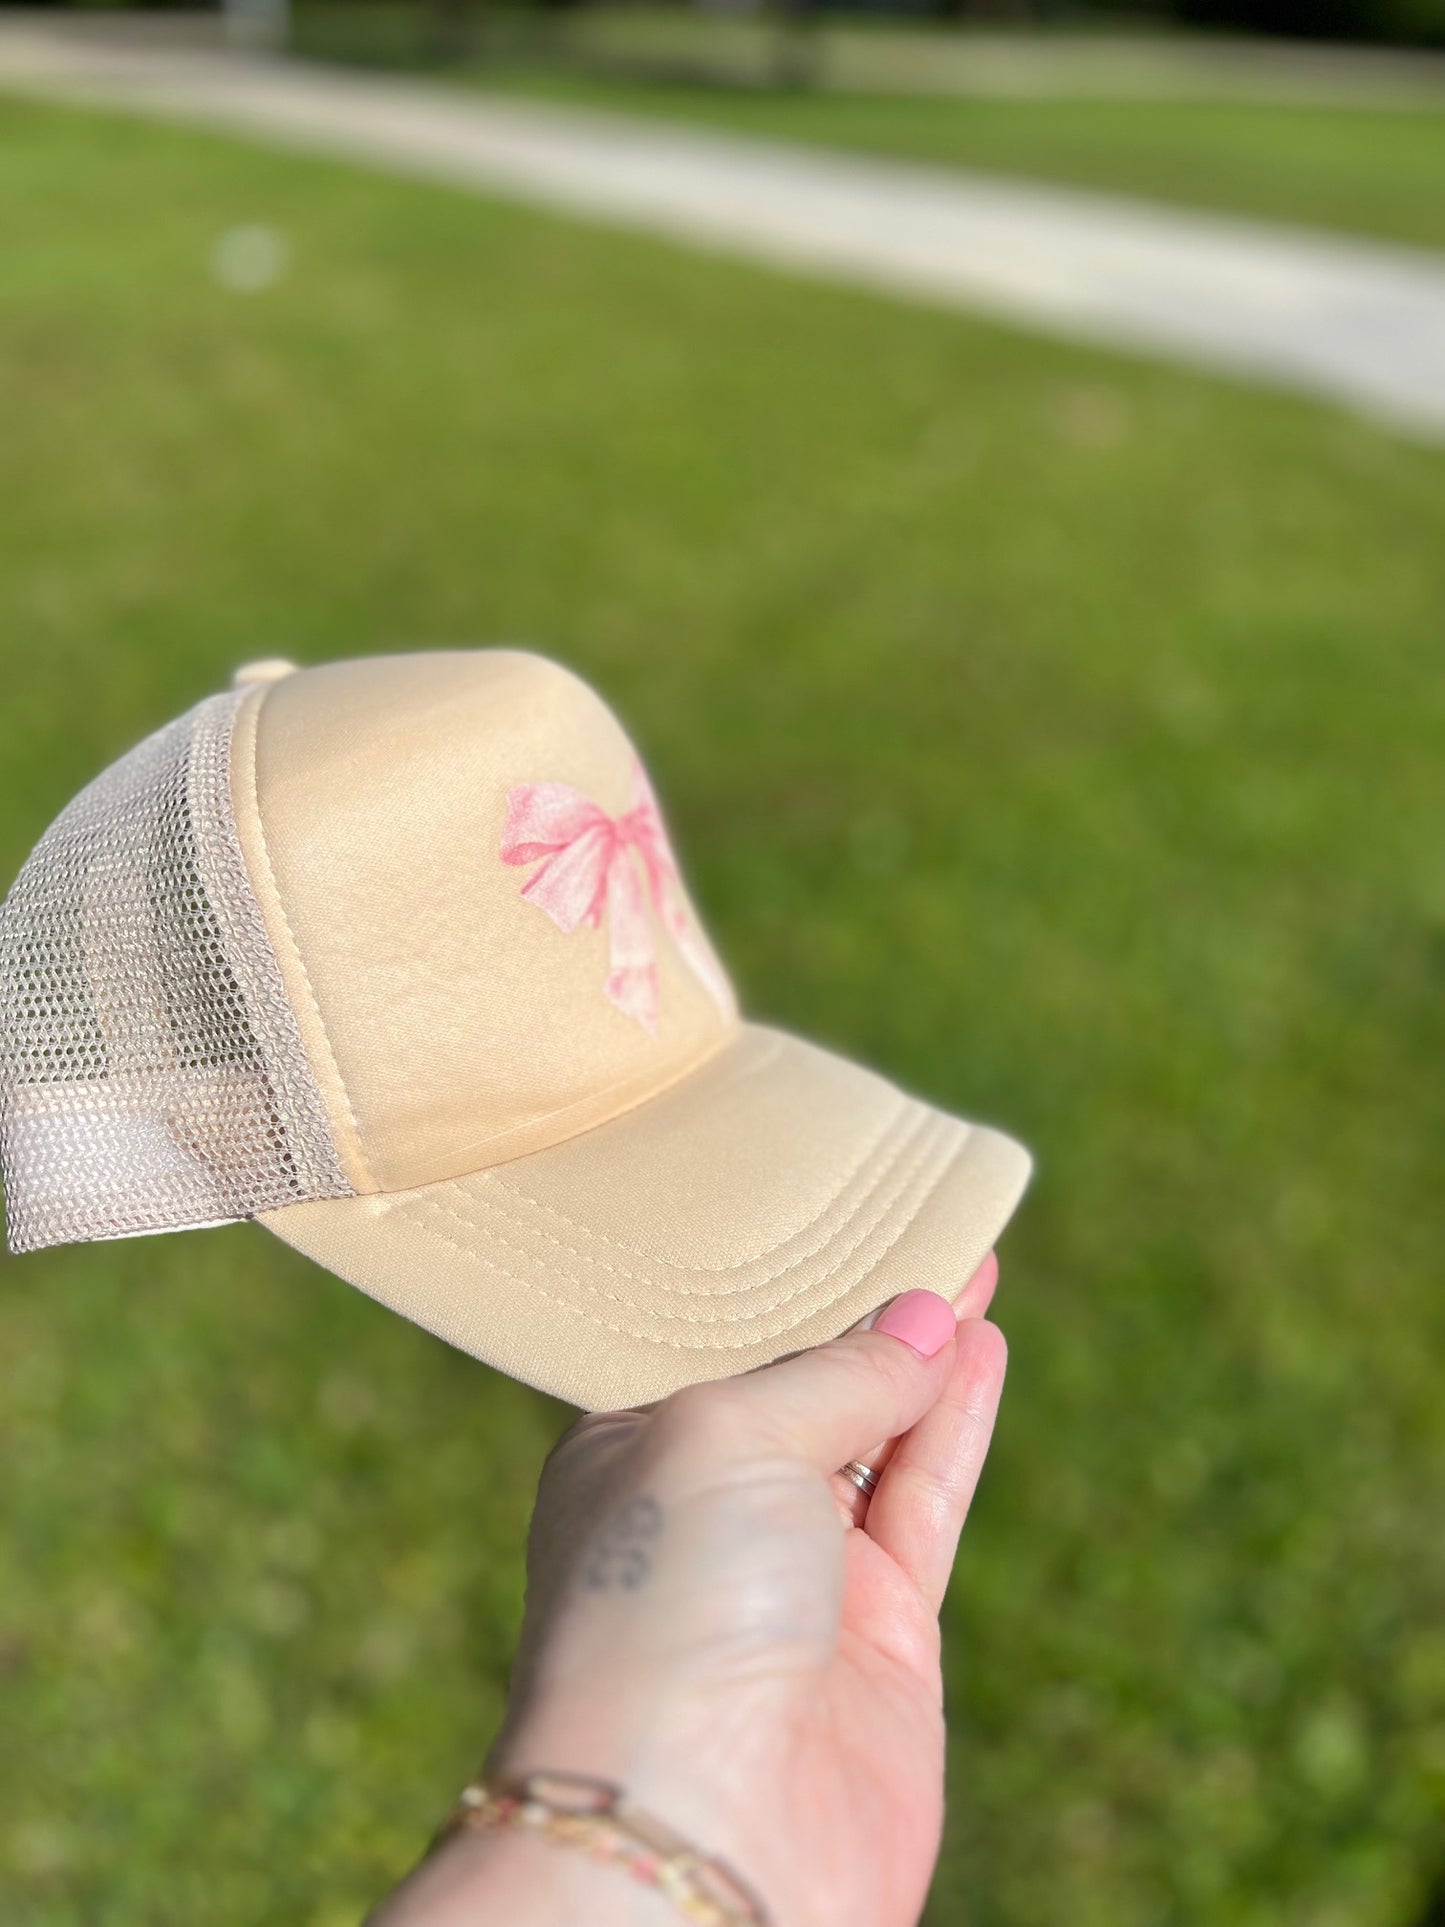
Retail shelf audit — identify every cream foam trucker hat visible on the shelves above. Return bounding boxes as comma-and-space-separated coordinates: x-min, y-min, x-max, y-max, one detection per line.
0, 650, 1030, 1410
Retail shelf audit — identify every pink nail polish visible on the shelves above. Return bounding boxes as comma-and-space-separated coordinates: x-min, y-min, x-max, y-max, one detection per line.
873, 1290, 955, 1358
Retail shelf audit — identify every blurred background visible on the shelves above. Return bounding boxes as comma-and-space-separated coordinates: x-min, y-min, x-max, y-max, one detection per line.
1, 0, 1443, 1921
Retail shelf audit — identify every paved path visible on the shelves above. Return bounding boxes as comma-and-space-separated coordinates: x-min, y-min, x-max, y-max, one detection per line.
4, 17, 1445, 437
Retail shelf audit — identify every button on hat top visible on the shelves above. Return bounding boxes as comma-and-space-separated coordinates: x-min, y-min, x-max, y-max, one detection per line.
232, 659, 298, 688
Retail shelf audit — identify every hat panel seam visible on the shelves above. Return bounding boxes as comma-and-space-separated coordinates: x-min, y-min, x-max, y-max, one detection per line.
396, 1018, 746, 1187
231, 683, 373, 1191
475, 1026, 789, 1197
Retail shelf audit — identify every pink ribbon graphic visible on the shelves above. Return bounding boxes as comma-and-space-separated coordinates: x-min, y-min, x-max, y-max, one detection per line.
500, 762, 732, 1034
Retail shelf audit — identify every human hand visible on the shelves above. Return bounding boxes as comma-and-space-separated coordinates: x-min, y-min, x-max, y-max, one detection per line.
378, 1256, 1005, 1927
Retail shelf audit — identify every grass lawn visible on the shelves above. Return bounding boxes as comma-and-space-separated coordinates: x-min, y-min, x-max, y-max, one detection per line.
474, 66, 1445, 254
2, 95, 1445, 1927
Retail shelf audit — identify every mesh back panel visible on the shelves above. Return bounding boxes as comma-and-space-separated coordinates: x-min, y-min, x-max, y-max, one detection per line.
0, 691, 351, 1253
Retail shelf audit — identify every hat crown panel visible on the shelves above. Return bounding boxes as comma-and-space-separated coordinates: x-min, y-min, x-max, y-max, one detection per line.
247, 650, 736, 1194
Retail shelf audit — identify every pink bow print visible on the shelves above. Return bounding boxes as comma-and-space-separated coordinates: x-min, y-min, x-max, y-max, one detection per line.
500, 762, 732, 1034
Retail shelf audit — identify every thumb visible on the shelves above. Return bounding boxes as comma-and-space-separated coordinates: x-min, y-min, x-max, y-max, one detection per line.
714, 1290, 958, 1476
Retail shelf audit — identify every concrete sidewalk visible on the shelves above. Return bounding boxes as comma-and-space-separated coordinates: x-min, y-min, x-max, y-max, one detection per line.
4, 16, 1445, 437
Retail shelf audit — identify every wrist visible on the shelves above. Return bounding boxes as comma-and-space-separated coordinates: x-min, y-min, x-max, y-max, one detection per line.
491, 1686, 779, 1922
371, 1821, 687, 1927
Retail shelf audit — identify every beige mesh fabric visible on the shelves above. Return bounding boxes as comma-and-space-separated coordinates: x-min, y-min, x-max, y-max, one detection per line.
0, 691, 351, 1253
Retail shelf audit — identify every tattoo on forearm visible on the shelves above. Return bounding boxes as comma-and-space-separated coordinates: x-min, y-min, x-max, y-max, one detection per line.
582, 1495, 665, 1591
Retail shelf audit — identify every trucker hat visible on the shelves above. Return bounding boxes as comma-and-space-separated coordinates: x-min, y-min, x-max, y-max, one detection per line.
0, 650, 1030, 1410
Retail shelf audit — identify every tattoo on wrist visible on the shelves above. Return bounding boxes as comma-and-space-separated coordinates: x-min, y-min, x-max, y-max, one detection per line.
582, 1495, 665, 1591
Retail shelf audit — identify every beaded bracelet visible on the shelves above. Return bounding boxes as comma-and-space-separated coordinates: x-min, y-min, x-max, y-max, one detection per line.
435, 1768, 773, 1926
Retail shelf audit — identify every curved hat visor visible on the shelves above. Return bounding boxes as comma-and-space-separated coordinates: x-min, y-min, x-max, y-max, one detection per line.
258, 1024, 1031, 1411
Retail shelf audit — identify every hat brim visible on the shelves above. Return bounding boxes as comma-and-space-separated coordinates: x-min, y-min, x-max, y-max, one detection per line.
257, 1025, 1031, 1411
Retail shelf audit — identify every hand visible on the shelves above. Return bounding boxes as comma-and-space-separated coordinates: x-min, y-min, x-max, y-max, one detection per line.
376, 1256, 1006, 1927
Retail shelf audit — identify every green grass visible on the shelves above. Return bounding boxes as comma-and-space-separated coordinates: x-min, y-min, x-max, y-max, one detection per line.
474, 67, 1445, 253
2, 95, 1445, 1927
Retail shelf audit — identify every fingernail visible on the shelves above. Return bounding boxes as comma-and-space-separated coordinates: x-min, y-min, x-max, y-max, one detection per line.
872, 1290, 956, 1358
